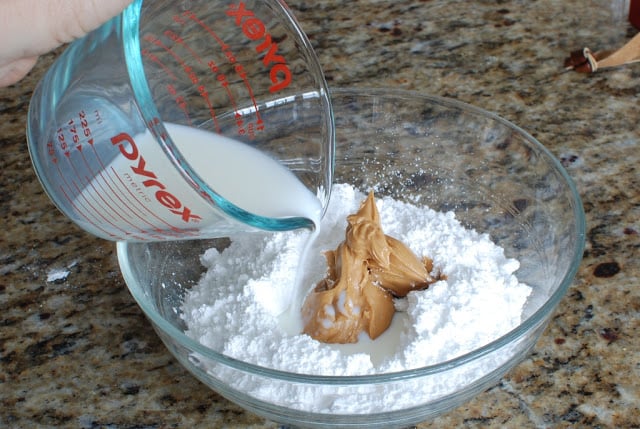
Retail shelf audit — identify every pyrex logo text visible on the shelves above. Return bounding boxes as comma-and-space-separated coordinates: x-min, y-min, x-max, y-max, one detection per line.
111, 133, 202, 223
227, 2, 292, 93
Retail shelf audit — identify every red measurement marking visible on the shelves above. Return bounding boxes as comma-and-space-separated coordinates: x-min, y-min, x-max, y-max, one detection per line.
163, 13, 265, 136
62, 146, 132, 232
175, 95, 191, 124
144, 34, 206, 126
77, 150, 153, 237
166, 84, 193, 125
144, 33, 199, 84
110, 166, 198, 238
47, 139, 58, 164
62, 161, 127, 238
52, 121, 115, 237
58, 183, 117, 239
56, 129, 71, 158
84, 140, 159, 239
164, 29, 204, 65
85, 136, 193, 239
234, 63, 264, 131
141, 47, 178, 80
73, 176, 141, 239
54, 161, 116, 239
79, 110, 92, 138
196, 85, 221, 133
189, 9, 257, 123
101, 169, 167, 241
60, 138, 149, 239
182, 10, 230, 51
184, 10, 263, 135
66, 158, 130, 236
207, 59, 249, 134
146, 117, 161, 140
67, 118, 82, 152
145, 34, 180, 66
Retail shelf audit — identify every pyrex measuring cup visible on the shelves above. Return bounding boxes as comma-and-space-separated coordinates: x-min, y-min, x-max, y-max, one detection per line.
27, 0, 334, 241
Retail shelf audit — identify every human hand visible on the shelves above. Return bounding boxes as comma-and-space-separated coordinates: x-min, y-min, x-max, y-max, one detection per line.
0, 0, 133, 87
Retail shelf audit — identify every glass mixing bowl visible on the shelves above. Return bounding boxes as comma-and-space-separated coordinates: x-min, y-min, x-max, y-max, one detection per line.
117, 88, 585, 428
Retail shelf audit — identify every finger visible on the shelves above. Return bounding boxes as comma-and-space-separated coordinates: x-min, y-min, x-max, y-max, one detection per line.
0, 56, 38, 87
45, 0, 135, 43
0, 0, 133, 61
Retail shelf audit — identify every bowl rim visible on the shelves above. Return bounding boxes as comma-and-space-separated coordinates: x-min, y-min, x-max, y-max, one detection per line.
117, 86, 586, 385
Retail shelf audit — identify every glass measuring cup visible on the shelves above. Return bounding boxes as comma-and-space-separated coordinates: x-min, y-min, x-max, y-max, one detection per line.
27, 0, 334, 242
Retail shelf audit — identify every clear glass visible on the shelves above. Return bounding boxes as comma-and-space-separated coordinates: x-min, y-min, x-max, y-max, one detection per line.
117, 88, 585, 428
27, 0, 334, 241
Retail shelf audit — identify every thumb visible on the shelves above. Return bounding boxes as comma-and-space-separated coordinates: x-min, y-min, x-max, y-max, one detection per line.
0, 0, 133, 86
8, 0, 134, 54
43, 0, 136, 47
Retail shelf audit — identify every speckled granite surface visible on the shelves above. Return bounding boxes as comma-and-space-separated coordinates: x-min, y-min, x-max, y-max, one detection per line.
2, 0, 639, 427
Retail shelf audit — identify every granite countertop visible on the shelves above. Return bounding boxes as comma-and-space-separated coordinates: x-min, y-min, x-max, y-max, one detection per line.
2, 0, 639, 427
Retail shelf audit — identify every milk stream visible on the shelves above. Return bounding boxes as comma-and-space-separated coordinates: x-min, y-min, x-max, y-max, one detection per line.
72, 123, 322, 240
159, 124, 325, 327
280, 227, 321, 335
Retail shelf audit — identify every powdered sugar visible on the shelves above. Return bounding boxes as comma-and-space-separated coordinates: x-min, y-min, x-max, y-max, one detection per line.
181, 183, 531, 377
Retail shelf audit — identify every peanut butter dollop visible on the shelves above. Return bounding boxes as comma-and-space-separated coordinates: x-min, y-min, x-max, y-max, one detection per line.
302, 191, 441, 344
